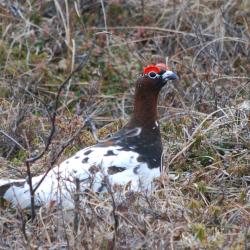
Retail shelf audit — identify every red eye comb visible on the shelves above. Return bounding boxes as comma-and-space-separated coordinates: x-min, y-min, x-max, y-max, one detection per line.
143, 64, 169, 74
156, 63, 169, 71
143, 65, 161, 75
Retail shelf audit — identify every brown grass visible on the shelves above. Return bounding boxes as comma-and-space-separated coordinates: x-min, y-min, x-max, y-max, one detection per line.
0, 0, 249, 248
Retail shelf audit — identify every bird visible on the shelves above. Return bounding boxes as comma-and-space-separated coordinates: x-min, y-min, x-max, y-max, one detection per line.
0, 63, 178, 209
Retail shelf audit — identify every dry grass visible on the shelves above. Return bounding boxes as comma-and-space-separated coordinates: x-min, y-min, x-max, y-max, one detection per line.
0, 0, 249, 249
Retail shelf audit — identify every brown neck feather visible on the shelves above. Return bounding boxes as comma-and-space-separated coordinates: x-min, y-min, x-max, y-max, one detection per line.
127, 88, 159, 128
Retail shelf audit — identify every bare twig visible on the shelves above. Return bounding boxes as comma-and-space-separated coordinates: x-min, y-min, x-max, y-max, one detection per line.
100, 0, 109, 49
26, 54, 90, 220
103, 175, 118, 249
0, 129, 26, 151
74, 178, 80, 236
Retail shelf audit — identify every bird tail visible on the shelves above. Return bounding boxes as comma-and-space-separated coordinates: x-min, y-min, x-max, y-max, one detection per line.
0, 179, 27, 206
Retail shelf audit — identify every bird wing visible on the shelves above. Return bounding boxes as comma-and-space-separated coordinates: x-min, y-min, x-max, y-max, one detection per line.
1, 129, 160, 209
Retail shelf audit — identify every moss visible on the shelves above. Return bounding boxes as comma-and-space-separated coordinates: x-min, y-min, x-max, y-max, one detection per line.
101, 66, 126, 95
196, 180, 207, 194
0, 41, 7, 66
239, 190, 247, 203
191, 133, 203, 150
29, 51, 48, 65
97, 119, 125, 139
11, 45, 27, 60
107, 3, 126, 26
29, 11, 43, 25
191, 223, 207, 242
78, 67, 90, 81
11, 150, 28, 166
208, 205, 221, 220
34, 39, 46, 51
0, 85, 11, 98
63, 145, 83, 158
188, 198, 202, 210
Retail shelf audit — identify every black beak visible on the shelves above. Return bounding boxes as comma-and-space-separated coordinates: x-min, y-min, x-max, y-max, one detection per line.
162, 70, 178, 81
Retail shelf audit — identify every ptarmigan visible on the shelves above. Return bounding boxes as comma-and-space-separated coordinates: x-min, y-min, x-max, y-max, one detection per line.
0, 63, 178, 209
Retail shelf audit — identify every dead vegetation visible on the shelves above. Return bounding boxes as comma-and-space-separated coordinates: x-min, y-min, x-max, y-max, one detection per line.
0, 0, 249, 249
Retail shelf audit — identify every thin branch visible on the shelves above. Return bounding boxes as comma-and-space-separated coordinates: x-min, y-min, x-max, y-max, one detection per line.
25, 53, 90, 220
74, 178, 80, 236
0, 129, 26, 151
26, 53, 90, 164
100, 0, 109, 49
33, 115, 89, 194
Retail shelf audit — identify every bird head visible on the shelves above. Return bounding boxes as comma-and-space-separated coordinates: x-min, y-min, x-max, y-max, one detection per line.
136, 63, 178, 91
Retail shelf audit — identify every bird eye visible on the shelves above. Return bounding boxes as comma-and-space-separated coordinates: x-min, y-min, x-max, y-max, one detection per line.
148, 72, 158, 79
